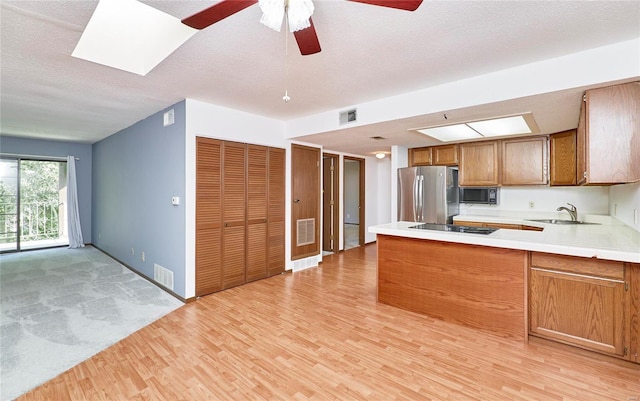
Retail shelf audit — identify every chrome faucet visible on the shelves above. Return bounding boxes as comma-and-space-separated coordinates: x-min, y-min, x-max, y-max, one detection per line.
557, 203, 578, 221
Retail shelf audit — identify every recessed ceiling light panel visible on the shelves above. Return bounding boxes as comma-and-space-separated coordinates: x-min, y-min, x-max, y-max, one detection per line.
411, 113, 539, 142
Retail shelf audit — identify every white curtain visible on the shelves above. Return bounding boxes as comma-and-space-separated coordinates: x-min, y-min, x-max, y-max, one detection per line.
67, 156, 84, 248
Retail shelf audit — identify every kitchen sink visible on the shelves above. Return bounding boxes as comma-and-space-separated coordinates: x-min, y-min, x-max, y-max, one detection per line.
526, 219, 600, 225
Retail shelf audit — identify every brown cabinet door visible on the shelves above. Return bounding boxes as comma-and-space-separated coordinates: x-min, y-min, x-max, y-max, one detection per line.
195, 137, 223, 296
501, 136, 548, 185
409, 147, 432, 166
222, 142, 247, 289
550, 130, 577, 186
268, 148, 286, 276
459, 141, 500, 186
583, 82, 640, 184
530, 267, 625, 356
432, 144, 459, 165
246, 145, 268, 283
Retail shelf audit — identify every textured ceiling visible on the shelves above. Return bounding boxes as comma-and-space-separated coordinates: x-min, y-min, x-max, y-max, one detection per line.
1, 0, 639, 155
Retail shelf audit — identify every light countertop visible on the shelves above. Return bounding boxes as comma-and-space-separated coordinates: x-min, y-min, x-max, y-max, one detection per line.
369, 213, 640, 263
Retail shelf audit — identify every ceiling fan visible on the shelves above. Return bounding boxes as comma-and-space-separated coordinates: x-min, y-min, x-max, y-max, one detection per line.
181, 0, 423, 56
72, 0, 423, 75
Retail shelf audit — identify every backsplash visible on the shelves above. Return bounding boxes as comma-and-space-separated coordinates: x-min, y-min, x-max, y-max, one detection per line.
460, 186, 609, 215
609, 182, 640, 231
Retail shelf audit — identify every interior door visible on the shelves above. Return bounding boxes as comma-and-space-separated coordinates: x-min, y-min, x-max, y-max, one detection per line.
322, 153, 339, 254
222, 142, 247, 289
246, 144, 268, 283
291, 144, 320, 260
195, 137, 223, 296
343, 156, 365, 249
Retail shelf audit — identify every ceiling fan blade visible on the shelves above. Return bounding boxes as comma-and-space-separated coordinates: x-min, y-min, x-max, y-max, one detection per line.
182, 0, 258, 29
346, 0, 423, 11
293, 18, 321, 56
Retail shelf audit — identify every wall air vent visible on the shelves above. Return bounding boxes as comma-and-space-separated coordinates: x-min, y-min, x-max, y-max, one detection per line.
154, 263, 174, 291
339, 109, 357, 125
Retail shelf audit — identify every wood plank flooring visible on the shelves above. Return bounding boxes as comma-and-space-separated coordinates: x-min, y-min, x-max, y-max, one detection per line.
20, 244, 640, 400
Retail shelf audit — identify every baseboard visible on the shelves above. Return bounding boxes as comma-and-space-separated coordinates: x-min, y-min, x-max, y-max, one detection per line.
90, 244, 187, 304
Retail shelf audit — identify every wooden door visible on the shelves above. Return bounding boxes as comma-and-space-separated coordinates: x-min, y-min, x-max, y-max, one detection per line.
459, 141, 500, 186
501, 136, 548, 185
222, 142, 247, 289
322, 154, 339, 253
291, 144, 320, 260
246, 145, 268, 283
550, 129, 577, 186
195, 137, 223, 296
268, 147, 286, 276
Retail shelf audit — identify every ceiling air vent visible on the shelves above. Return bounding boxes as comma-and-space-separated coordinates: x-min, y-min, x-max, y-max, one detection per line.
339, 109, 357, 125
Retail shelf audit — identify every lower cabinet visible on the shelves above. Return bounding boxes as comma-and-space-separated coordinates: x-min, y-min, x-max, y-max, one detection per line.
529, 252, 626, 357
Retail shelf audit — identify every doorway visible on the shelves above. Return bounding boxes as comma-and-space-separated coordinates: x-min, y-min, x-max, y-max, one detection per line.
322, 153, 339, 255
343, 157, 365, 250
0, 158, 69, 252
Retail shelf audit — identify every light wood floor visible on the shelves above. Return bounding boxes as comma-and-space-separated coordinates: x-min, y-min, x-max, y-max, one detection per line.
20, 244, 640, 400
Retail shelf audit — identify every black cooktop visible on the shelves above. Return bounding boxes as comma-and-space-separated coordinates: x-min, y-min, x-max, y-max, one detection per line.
409, 223, 498, 235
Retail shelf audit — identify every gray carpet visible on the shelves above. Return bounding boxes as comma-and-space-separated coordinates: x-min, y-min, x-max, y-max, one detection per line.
0, 246, 183, 401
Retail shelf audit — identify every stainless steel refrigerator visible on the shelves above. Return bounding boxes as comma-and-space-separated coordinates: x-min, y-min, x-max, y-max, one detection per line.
397, 166, 459, 223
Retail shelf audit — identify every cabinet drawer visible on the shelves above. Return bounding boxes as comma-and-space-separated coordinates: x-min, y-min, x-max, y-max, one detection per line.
530, 252, 623, 280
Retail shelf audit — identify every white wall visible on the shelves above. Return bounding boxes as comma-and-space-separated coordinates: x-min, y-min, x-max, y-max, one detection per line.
285, 39, 640, 139
610, 182, 640, 230
458, 186, 610, 218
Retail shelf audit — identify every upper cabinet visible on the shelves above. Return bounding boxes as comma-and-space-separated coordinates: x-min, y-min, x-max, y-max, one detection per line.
432, 144, 459, 165
550, 129, 577, 186
409, 144, 458, 166
408, 147, 432, 166
501, 136, 548, 186
459, 141, 500, 186
577, 81, 640, 185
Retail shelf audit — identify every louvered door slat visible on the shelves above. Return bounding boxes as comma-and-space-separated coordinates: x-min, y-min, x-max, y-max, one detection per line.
196, 137, 223, 296
268, 147, 286, 276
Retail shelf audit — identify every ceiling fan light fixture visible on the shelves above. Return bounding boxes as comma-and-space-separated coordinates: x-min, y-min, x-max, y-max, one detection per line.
259, 0, 314, 32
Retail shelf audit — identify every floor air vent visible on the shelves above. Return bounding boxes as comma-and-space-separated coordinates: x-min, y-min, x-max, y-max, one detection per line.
154, 263, 174, 291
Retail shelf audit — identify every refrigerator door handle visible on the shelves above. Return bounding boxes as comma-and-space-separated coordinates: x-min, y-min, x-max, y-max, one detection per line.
413, 176, 419, 222
418, 175, 424, 221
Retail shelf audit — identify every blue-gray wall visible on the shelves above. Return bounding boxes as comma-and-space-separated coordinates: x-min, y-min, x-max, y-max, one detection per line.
92, 101, 186, 297
0, 136, 93, 243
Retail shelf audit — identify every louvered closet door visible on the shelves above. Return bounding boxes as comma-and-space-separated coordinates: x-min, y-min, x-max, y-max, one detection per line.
268, 147, 286, 276
246, 145, 268, 282
222, 142, 247, 289
195, 137, 223, 296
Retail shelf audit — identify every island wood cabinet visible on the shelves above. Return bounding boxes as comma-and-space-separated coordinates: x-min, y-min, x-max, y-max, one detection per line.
501, 136, 548, 185
409, 144, 459, 166
458, 140, 500, 186
195, 137, 285, 297
549, 129, 577, 186
577, 81, 640, 185
529, 252, 626, 357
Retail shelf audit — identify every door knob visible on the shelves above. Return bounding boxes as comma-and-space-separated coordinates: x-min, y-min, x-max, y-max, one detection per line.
293, 199, 301, 203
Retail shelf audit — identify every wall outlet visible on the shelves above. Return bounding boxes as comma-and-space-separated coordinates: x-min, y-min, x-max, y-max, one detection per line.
528, 201, 535, 209
635, 209, 638, 225
614, 204, 618, 216
131, 247, 134, 255
141, 251, 145, 262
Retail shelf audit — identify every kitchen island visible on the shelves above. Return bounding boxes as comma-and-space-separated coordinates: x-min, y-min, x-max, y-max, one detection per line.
370, 216, 640, 362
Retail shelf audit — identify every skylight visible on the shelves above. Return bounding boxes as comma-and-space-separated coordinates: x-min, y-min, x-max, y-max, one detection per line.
413, 113, 539, 142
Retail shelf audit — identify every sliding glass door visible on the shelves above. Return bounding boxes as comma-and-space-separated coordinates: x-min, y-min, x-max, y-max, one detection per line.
0, 158, 68, 252
0, 159, 19, 251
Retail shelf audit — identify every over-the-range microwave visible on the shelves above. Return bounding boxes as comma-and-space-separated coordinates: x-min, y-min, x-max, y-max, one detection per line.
459, 187, 499, 205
